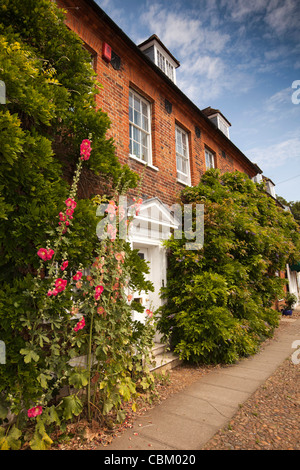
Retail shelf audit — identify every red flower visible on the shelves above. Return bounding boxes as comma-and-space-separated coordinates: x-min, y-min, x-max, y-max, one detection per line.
80, 139, 92, 161
55, 278, 67, 292
145, 309, 153, 318
74, 316, 85, 332
66, 207, 74, 218
94, 285, 104, 300
65, 198, 77, 209
37, 248, 48, 261
60, 260, 68, 271
59, 212, 67, 222
28, 406, 43, 418
37, 248, 54, 261
73, 271, 83, 281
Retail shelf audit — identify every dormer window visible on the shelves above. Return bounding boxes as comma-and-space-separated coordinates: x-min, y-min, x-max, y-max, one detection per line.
202, 107, 231, 139
139, 35, 180, 84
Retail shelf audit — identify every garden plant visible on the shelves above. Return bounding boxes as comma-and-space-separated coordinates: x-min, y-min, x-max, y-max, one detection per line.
158, 170, 300, 364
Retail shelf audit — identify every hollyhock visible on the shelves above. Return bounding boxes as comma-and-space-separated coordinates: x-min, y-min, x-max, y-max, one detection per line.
65, 198, 77, 209
73, 271, 83, 281
37, 248, 48, 261
37, 248, 54, 261
55, 278, 67, 292
60, 260, 68, 271
115, 252, 123, 262
80, 139, 92, 161
127, 294, 133, 302
47, 249, 54, 260
97, 306, 105, 315
107, 224, 117, 242
28, 406, 43, 418
59, 212, 67, 222
145, 309, 153, 318
66, 207, 74, 218
94, 285, 104, 300
74, 316, 85, 332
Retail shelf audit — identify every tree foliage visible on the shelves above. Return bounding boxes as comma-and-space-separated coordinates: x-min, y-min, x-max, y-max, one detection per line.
0, 0, 138, 282
158, 170, 300, 364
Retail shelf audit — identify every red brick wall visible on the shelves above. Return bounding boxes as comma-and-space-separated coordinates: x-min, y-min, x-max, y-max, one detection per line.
58, 0, 258, 207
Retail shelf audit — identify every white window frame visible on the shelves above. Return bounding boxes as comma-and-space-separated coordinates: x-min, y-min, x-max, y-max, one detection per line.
175, 125, 190, 185
129, 89, 152, 165
156, 49, 174, 82
205, 148, 215, 170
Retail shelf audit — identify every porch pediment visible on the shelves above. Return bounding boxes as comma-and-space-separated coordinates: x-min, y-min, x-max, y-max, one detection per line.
129, 197, 179, 243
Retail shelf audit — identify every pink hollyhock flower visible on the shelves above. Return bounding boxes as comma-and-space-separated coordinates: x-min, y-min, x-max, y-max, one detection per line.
37, 248, 54, 261
55, 278, 67, 292
127, 294, 133, 302
115, 252, 123, 262
73, 271, 83, 281
74, 316, 85, 332
107, 224, 117, 242
28, 406, 43, 418
47, 249, 54, 260
60, 260, 68, 271
59, 212, 67, 222
37, 248, 48, 261
66, 207, 74, 218
80, 139, 92, 161
94, 285, 104, 301
97, 306, 105, 315
65, 198, 77, 209
145, 309, 153, 318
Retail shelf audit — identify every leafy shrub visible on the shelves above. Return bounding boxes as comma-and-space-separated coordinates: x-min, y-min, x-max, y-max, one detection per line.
158, 170, 300, 363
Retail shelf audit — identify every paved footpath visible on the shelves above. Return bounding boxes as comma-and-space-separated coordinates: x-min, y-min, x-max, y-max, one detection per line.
100, 317, 300, 451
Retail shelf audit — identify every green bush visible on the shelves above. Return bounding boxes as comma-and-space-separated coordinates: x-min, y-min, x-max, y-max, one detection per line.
158, 170, 300, 363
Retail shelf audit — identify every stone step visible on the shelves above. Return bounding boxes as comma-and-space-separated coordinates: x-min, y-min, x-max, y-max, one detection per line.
151, 342, 168, 358
149, 343, 181, 373
150, 351, 182, 373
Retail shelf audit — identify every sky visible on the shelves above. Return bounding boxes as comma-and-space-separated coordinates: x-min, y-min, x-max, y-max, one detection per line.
95, 0, 300, 202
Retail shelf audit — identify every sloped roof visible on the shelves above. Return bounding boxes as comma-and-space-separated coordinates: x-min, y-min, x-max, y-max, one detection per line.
201, 107, 231, 126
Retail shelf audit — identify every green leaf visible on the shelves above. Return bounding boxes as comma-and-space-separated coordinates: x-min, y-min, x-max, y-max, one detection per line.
0, 425, 22, 450
29, 419, 53, 450
20, 347, 39, 363
60, 395, 83, 420
68, 369, 89, 389
102, 400, 114, 415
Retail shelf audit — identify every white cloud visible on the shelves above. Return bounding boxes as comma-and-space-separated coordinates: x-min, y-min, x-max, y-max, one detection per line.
265, 0, 300, 38
246, 135, 300, 169
140, 1, 230, 55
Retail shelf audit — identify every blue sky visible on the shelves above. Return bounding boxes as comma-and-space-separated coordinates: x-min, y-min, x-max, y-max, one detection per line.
95, 0, 300, 202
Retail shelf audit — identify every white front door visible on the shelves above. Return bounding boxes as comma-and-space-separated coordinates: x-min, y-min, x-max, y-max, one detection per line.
132, 248, 151, 324
131, 244, 166, 328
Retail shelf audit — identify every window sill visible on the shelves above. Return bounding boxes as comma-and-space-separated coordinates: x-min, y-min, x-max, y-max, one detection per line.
129, 154, 159, 171
176, 178, 191, 187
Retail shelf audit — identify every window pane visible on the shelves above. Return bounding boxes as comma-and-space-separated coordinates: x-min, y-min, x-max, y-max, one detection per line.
142, 101, 148, 116
142, 114, 148, 132
141, 131, 148, 147
134, 95, 140, 111
141, 146, 148, 162
129, 106, 133, 123
133, 141, 140, 157
176, 155, 182, 171
134, 109, 141, 127
133, 126, 140, 143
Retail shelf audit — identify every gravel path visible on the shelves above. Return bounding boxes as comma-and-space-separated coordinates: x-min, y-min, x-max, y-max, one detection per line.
202, 313, 300, 450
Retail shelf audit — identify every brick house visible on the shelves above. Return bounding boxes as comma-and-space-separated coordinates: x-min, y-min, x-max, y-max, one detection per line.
56, 0, 299, 327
